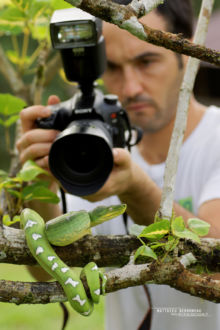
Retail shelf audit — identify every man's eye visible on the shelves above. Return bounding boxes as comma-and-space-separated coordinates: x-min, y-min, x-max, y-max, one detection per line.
139, 59, 151, 67
106, 62, 119, 71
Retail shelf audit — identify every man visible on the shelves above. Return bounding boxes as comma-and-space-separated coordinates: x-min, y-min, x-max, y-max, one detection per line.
16, 0, 220, 329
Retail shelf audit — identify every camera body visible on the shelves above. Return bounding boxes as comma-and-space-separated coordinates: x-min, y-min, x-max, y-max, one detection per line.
37, 8, 142, 196
37, 89, 132, 148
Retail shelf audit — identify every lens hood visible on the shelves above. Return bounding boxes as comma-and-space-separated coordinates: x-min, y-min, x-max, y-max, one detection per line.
49, 119, 113, 196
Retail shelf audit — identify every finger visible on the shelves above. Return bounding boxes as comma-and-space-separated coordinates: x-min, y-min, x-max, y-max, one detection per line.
20, 106, 51, 133
47, 95, 61, 105
19, 143, 52, 164
35, 156, 51, 172
112, 148, 131, 166
16, 129, 59, 152
84, 149, 132, 202
82, 176, 114, 202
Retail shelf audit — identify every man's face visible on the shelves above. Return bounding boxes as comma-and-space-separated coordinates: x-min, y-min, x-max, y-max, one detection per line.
102, 12, 186, 133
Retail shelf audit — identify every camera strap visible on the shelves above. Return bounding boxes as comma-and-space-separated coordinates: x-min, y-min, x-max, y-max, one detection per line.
59, 188, 69, 330
60, 187, 67, 214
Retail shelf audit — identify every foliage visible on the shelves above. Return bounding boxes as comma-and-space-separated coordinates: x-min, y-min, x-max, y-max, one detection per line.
0, 0, 72, 75
0, 159, 59, 223
130, 215, 210, 262
0, 93, 26, 127
0, 93, 26, 152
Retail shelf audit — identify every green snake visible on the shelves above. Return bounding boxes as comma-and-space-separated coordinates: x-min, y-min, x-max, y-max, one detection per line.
20, 204, 126, 316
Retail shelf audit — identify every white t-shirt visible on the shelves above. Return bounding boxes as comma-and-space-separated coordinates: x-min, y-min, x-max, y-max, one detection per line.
65, 106, 220, 330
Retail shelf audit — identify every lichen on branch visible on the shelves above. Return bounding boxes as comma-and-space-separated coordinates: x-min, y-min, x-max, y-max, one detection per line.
65, 0, 220, 66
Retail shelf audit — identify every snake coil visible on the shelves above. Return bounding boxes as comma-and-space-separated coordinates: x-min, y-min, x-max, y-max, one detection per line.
20, 208, 107, 316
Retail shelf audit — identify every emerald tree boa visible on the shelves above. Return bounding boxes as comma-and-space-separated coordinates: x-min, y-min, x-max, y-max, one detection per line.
20, 204, 126, 315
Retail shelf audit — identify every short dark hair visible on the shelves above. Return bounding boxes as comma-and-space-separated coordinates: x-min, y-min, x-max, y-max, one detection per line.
112, 0, 194, 38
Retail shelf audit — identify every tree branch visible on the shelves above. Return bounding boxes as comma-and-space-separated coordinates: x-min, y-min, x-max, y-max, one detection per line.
65, 0, 220, 67
0, 258, 219, 305
0, 225, 219, 270
0, 225, 219, 304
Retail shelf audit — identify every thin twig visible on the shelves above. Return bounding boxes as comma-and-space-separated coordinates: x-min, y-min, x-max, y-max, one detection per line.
0, 45, 25, 95
30, 41, 50, 105
159, 0, 215, 218
44, 53, 62, 87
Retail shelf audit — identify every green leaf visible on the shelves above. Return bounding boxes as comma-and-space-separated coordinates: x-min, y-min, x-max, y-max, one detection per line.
21, 181, 48, 196
32, 179, 50, 188
3, 115, 19, 127
30, 24, 48, 41
164, 236, 179, 251
12, 215, 21, 224
188, 218, 210, 237
134, 245, 157, 261
0, 7, 26, 22
17, 160, 48, 181
139, 220, 170, 241
150, 242, 166, 250
22, 184, 60, 204
0, 94, 26, 116
2, 214, 11, 226
171, 216, 185, 232
6, 189, 21, 198
3, 214, 20, 226
50, 0, 73, 10
129, 224, 146, 236
172, 216, 200, 243
1, 177, 21, 190
0, 23, 23, 35
27, 1, 50, 18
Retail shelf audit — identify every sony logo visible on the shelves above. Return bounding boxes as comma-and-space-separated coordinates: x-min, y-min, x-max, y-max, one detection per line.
75, 109, 93, 114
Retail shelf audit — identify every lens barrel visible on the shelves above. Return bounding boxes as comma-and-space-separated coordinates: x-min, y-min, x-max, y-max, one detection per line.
49, 120, 114, 196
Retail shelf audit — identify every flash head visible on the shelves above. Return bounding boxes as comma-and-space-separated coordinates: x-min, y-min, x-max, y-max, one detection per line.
50, 8, 102, 49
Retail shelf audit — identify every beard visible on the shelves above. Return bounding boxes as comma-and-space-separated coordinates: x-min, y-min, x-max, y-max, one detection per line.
122, 95, 176, 133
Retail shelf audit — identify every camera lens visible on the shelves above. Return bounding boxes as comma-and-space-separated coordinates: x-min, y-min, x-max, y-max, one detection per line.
63, 135, 101, 173
49, 120, 114, 196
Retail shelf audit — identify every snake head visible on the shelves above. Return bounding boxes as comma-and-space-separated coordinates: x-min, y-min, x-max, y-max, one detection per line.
89, 204, 127, 227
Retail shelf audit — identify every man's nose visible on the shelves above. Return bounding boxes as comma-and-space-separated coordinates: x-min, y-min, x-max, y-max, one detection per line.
121, 66, 143, 100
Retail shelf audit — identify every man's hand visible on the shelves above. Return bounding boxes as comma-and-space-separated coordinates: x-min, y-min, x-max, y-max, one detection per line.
16, 95, 63, 221
84, 148, 149, 201
16, 95, 60, 171
83, 148, 132, 201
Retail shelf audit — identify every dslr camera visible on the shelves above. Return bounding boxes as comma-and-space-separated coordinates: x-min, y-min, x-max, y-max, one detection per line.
37, 8, 142, 196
